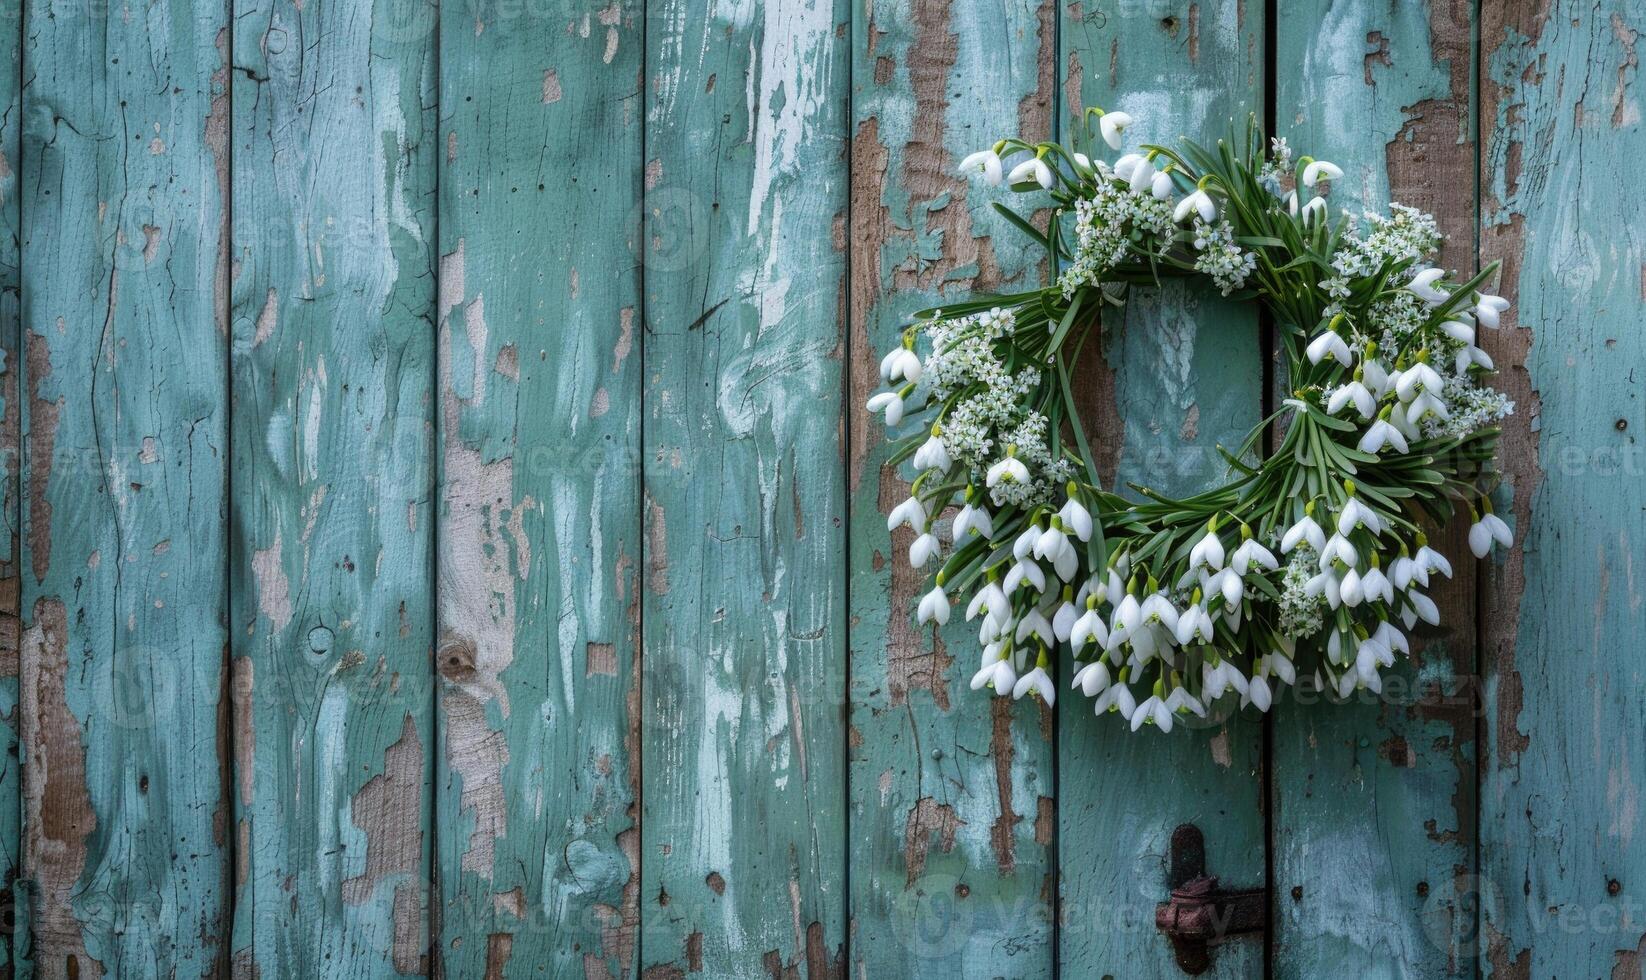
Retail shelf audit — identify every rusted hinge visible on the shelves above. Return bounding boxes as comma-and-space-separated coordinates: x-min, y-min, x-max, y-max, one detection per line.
1154, 823, 1266, 975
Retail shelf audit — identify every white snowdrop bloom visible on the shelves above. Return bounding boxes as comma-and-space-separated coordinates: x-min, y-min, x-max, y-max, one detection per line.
1128, 155, 1157, 195
1174, 604, 1217, 646
1059, 496, 1094, 541
1004, 559, 1047, 595
1405, 267, 1449, 304
1339, 566, 1364, 607
1070, 607, 1110, 655
1268, 651, 1297, 685
1395, 361, 1444, 401
1299, 195, 1328, 224
1150, 168, 1176, 200
978, 612, 1004, 645
1033, 521, 1072, 563
1012, 665, 1056, 706
880, 346, 923, 384
1072, 152, 1093, 173
1174, 188, 1218, 224
912, 432, 952, 472
1456, 344, 1494, 374
1474, 292, 1511, 329
1334, 669, 1360, 699
1013, 525, 1042, 561
1098, 110, 1133, 149
1326, 629, 1350, 666
1306, 330, 1353, 367
1355, 636, 1386, 684
1361, 565, 1394, 604
917, 586, 950, 626
1404, 590, 1441, 627
1301, 159, 1343, 186
1358, 417, 1409, 455
1072, 659, 1111, 697
1305, 570, 1342, 610
966, 581, 1009, 622
1337, 497, 1383, 536
910, 532, 941, 568
1320, 533, 1357, 569
1113, 153, 1144, 181
1094, 680, 1136, 719
1439, 319, 1476, 345
1416, 540, 1453, 579
1374, 621, 1409, 657
1015, 609, 1055, 648
986, 454, 1031, 488
1391, 554, 1418, 590
1328, 379, 1377, 419
1104, 567, 1127, 606
1284, 189, 1299, 216
1109, 593, 1142, 648
958, 149, 1004, 185
1007, 156, 1055, 190
1132, 694, 1175, 732
952, 503, 993, 541
1052, 547, 1079, 583
866, 390, 906, 426
1469, 510, 1513, 557
1405, 390, 1449, 426
971, 655, 1016, 693
1361, 357, 1392, 397
1165, 685, 1206, 718
1189, 529, 1227, 571
1052, 600, 1080, 643
1203, 660, 1248, 700
1209, 568, 1244, 608
1140, 594, 1180, 634
1245, 674, 1273, 711
1231, 538, 1278, 574
887, 496, 926, 533
1282, 514, 1327, 554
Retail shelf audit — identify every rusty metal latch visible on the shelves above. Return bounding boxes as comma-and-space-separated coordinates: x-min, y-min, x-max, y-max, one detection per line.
1154, 823, 1266, 974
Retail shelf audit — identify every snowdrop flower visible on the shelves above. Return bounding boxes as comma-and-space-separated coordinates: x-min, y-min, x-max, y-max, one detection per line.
1208, 568, 1244, 608
1203, 659, 1249, 700
1071, 658, 1111, 697
1405, 390, 1449, 426
1131, 688, 1175, 732
1013, 525, 1042, 561
971, 653, 1017, 693
1245, 673, 1272, 711
1128, 154, 1157, 195
1008, 155, 1055, 190
1267, 649, 1297, 685
966, 580, 1010, 622
1004, 559, 1047, 596
917, 586, 950, 626
1395, 360, 1444, 401
866, 390, 906, 426
1033, 519, 1073, 563
1012, 661, 1056, 706
1189, 524, 1227, 571
1052, 596, 1080, 642
1361, 351, 1392, 396
1320, 533, 1357, 569
958, 149, 1004, 185
887, 496, 926, 533
1059, 493, 1094, 542
913, 431, 952, 472
1439, 318, 1476, 345
1339, 566, 1364, 607
1358, 411, 1409, 455
1299, 195, 1328, 224
1328, 378, 1377, 419
1231, 535, 1278, 575
1098, 110, 1133, 149
1015, 609, 1055, 648
1174, 598, 1217, 646
1305, 568, 1342, 609
1095, 675, 1137, 719
1051, 545, 1079, 583
1306, 328, 1353, 367
1402, 590, 1441, 628
1174, 186, 1218, 224
910, 532, 941, 567
1301, 159, 1343, 187
1361, 563, 1393, 604
1373, 621, 1409, 658
1112, 153, 1144, 182
1150, 167, 1176, 200
1140, 593, 1181, 634
1469, 505, 1513, 557
1282, 511, 1327, 554
880, 346, 923, 384
952, 501, 993, 541
986, 450, 1031, 488
1474, 293, 1511, 329
1070, 603, 1110, 655
1072, 152, 1094, 174
1405, 267, 1449, 304
1164, 681, 1206, 718
1108, 592, 1143, 648
1456, 343, 1494, 374
1337, 494, 1383, 536
1416, 536, 1453, 579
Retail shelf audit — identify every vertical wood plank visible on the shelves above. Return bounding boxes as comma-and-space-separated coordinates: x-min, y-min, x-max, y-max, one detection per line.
847, 0, 1059, 975
641, 0, 848, 974
0, 2, 20, 974
229, 0, 436, 974
1480, 2, 1646, 974
436, 1, 643, 976
19, 0, 232, 975
1270, 3, 1480, 976
1057, 2, 1266, 974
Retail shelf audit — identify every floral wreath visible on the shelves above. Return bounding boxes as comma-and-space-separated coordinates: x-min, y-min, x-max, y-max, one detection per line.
866, 113, 1514, 733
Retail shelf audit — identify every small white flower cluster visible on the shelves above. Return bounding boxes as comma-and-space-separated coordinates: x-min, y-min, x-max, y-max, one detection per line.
865, 109, 1518, 734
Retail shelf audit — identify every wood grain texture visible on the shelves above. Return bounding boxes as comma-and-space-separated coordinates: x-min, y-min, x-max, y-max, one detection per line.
229, 0, 436, 974
1270, 2, 1480, 976
847, 1, 1058, 975
1479, 2, 1646, 975
19, 0, 232, 975
1057, 2, 1267, 974
641, 0, 847, 975
0, 3, 19, 975
435, 1, 643, 976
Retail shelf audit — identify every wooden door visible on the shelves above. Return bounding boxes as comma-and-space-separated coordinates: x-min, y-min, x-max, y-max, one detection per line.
0, 0, 1638, 977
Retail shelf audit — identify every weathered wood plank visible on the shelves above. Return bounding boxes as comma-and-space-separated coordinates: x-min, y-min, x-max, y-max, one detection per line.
19, 0, 232, 975
1057, 2, 1266, 974
228, 0, 436, 974
0, 3, 21, 975
435, 2, 643, 976
847, 1, 1059, 975
1479, 2, 1646, 975
1270, 2, 1480, 976
641, 0, 847, 974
